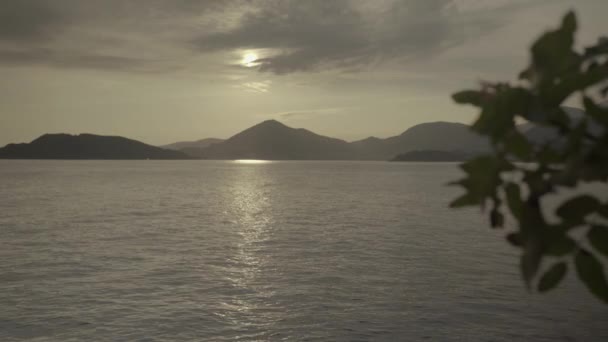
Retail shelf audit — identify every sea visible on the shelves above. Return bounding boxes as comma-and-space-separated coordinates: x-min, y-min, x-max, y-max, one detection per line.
0, 160, 606, 341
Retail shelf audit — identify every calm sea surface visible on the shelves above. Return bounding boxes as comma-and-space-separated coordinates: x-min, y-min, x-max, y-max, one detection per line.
0, 160, 606, 341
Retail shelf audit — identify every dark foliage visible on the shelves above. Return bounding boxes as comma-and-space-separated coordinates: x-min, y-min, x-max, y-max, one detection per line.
450, 12, 608, 302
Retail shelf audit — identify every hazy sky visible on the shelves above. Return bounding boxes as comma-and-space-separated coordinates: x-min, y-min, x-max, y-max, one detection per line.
1, 0, 607, 146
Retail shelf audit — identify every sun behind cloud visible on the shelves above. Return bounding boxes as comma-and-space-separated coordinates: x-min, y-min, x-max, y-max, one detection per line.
241, 52, 259, 67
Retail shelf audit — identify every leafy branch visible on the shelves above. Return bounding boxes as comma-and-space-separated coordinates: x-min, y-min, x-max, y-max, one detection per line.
450, 11, 608, 302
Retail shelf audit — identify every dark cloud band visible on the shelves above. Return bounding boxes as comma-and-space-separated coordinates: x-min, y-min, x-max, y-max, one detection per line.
0, 0, 529, 74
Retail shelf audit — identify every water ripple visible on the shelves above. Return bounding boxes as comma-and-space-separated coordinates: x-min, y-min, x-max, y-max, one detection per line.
0, 160, 606, 341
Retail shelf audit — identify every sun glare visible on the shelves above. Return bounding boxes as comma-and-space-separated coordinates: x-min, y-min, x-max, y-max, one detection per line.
234, 159, 271, 164
241, 53, 258, 67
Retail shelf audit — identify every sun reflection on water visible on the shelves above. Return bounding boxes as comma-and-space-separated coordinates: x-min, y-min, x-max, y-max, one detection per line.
221, 164, 279, 326
234, 159, 272, 164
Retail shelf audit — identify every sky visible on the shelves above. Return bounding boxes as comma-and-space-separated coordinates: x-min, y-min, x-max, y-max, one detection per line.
0, 0, 607, 146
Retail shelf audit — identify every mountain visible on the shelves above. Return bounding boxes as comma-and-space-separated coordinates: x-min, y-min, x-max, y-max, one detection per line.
0, 118, 546, 161
184, 120, 488, 160
161, 138, 224, 151
350, 136, 387, 160
195, 120, 357, 160
351, 122, 488, 160
391, 150, 473, 162
4, 104, 598, 161
0, 133, 189, 160
383, 122, 488, 157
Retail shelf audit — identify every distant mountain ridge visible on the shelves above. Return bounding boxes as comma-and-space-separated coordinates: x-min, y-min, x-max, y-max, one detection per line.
352, 121, 488, 160
3, 113, 589, 160
181, 120, 488, 160
0, 133, 188, 160
161, 138, 224, 151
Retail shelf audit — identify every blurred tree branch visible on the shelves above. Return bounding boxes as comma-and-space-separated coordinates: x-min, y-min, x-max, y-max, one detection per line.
450, 11, 608, 303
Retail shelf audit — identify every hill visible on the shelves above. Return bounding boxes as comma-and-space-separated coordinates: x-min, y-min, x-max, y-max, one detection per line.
196, 120, 356, 160
181, 120, 489, 160
0, 134, 189, 160
3, 115, 584, 161
351, 122, 488, 160
161, 138, 224, 151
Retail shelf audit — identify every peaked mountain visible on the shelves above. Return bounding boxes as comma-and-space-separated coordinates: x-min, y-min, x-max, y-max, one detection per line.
182, 120, 489, 160
5, 115, 579, 161
161, 138, 224, 151
194, 120, 356, 160
0, 134, 189, 160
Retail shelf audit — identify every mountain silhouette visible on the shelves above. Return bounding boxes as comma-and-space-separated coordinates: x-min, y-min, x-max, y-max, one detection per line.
352, 121, 488, 160
160, 120, 489, 160
161, 138, 224, 151
194, 120, 357, 160
0, 134, 189, 159
2, 117, 580, 161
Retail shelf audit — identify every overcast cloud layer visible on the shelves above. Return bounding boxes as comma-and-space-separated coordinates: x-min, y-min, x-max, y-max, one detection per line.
0, 0, 534, 73
1, 0, 607, 145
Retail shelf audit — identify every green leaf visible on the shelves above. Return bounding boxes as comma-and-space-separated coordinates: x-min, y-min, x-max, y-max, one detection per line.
548, 108, 572, 129
538, 262, 567, 292
505, 183, 523, 221
588, 225, 608, 257
452, 90, 484, 106
537, 146, 563, 164
530, 11, 579, 81
471, 87, 530, 138
506, 232, 523, 247
585, 36, 608, 58
461, 155, 496, 174
545, 232, 576, 256
490, 208, 504, 228
521, 239, 543, 288
449, 193, 480, 208
598, 204, 608, 219
583, 96, 608, 127
547, 64, 608, 105
505, 132, 533, 159
561, 11, 577, 33
519, 66, 533, 81
453, 156, 511, 208
556, 195, 601, 223
575, 249, 608, 303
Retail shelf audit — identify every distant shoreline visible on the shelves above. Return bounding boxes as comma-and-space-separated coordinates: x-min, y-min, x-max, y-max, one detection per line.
0, 120, 489, 161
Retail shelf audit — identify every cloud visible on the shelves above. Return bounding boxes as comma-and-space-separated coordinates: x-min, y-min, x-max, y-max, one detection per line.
0, 47, 167, 72
0, 0, 554, 73
237, 80, 272, 93
0, 0, 67, 43
0, 0, 241, 72
276, 107, 349, 120
191, 0, 517, 74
